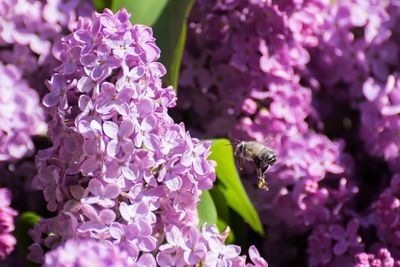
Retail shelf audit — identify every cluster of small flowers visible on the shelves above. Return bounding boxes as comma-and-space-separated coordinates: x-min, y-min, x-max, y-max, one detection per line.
0, 0, 93, 95
176, 0, 400, 266
305, 0, 400, 264
354, 248, 400, 267
29, 8, 268, 266
178, 1, 363, 265
43, 230, 267, 267
0, 0, 93, 162
308, 0, 400, 169
178, 0, 329, 137
0, 188, 17, 259
0, 63, 46, 161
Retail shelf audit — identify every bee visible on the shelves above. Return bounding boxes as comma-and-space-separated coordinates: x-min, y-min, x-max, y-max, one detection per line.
234, 141, 277, 191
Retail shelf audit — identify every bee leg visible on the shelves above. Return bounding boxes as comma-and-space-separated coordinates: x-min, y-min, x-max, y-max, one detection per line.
256, 168, 268, 191
237, 156, 244, 171
254, 158, 269, 191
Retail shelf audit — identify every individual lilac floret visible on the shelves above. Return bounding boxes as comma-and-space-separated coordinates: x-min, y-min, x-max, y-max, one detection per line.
355, 248, 400, 267
0, 63, 46, 161
0, 188, 17, 259
43, 239, 134, 267
30, 8, 267, 266
246, 245, 268, 267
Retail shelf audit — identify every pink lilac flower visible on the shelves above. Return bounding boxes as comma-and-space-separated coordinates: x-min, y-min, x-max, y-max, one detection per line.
0, 63, 46, 161
0, 188, 17, 259
29, 8, 267, 266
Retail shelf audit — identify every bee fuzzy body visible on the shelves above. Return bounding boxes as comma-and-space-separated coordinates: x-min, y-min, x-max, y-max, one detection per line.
235, 141, 277, 191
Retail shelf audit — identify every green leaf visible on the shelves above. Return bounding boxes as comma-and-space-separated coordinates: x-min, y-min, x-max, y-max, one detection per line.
111, 0, 168, 26
209, 186, 235, 243
15, 212, 41, 267
208, 139, 264, 235
92, 0, 111, 11
197, 190, 218, 226
111, 0, 194, 89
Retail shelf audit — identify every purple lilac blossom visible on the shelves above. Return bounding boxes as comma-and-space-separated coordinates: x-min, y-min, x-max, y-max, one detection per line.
29, 8, 267, 266
177, 0, 329, 138
0, 63, 46, 161
177, 2, 360, 266
0, 188, 17, 259
175, 0, 400, 266
305, 1, 400, 264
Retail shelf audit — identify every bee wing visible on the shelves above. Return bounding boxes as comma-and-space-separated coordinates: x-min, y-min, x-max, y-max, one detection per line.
262, 135, 277, 148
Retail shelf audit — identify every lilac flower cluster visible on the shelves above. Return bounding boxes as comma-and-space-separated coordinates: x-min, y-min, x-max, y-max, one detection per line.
305, 0, 400, 264
355, 249, 400, 267
308, 0, 400, 170
0, 188, 17, 259
0, 0, 93, 162
29, 8, 267, 266
0, 63, 46, 161
43, 226, 267, 267
177, 0, 400, 266
178, 0, 362, 265
179, 0, 328, 137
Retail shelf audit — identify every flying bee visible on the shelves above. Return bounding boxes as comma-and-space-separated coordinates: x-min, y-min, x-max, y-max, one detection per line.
234, 141, 277, 191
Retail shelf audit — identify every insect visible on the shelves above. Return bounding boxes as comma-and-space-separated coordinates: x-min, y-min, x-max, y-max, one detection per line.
234, 141, 277, 191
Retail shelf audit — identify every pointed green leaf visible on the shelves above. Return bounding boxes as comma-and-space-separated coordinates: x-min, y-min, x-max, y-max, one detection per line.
208, 139, 264, 235
92, 0, 111, 11
111, 0, 194, 90
197, 190, 217, 226
210, 186, 235, 243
